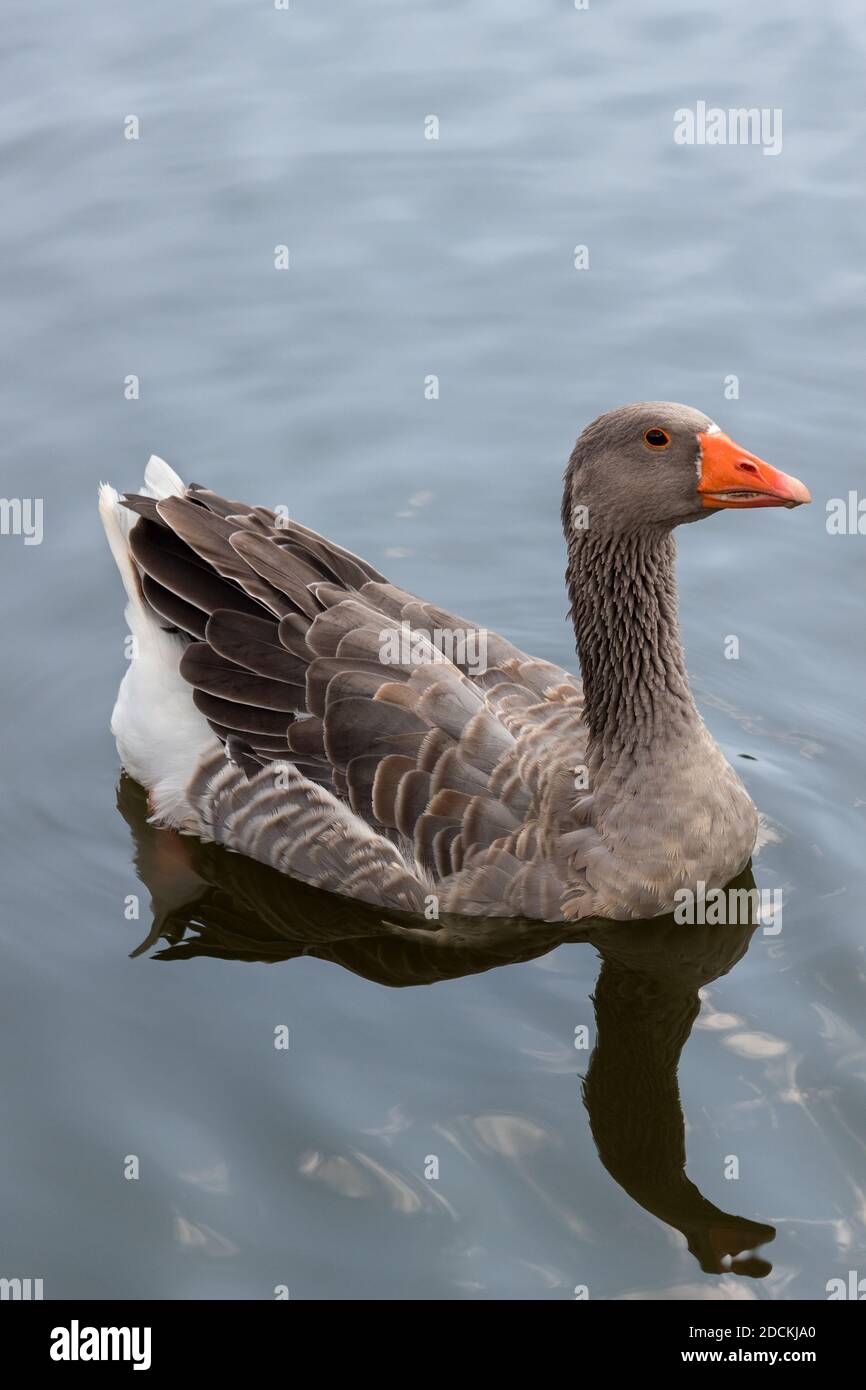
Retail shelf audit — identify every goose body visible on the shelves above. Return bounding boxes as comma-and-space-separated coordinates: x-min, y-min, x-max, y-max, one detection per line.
99, 402, 809, 922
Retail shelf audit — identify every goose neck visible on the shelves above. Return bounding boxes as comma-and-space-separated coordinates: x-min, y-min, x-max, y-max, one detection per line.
566, 527, 700, 758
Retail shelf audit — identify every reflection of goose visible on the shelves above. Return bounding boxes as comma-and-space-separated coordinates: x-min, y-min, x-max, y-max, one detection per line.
118, 775, 775, 1277
99, 403, 809, 920
583, 916, 774, 1277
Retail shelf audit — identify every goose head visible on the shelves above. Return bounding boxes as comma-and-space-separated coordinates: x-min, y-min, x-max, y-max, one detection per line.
563, 401, 810, 536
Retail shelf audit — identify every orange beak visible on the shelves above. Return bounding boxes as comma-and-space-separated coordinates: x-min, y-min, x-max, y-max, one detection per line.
697, 431, 811, 509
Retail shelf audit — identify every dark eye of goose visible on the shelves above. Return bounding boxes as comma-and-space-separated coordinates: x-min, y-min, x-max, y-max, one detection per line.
643, 428, 671, 449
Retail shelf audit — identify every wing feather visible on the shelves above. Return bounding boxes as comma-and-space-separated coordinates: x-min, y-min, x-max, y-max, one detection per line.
118, 478, 588, 918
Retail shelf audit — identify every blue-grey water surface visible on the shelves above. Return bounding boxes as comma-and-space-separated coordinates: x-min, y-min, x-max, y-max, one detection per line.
1, 0, 864, 1300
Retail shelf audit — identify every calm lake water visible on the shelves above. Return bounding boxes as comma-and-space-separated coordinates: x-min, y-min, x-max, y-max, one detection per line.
1, 0, 864, 1300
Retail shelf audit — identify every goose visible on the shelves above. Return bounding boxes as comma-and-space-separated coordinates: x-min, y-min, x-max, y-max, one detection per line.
99, 401, 810, 922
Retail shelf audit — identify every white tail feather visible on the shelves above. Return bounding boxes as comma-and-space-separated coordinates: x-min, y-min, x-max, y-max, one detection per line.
142, 454, 185, 500
98, 464, 220, 828
98, 483, 141, 612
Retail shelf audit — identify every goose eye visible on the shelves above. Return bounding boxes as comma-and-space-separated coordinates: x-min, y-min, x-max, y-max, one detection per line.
643, 427, 671, 449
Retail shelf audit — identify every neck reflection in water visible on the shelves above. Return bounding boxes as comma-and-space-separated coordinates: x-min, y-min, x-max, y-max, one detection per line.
117, 774, 775, 1282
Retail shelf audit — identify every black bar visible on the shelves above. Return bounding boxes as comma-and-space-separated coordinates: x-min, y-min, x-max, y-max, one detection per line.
2, 1296, 859, 1371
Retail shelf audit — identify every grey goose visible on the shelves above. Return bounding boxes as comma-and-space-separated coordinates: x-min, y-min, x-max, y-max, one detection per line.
99, 401, 810, 922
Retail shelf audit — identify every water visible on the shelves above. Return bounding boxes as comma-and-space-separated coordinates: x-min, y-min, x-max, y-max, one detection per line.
1, 0, 864, 1300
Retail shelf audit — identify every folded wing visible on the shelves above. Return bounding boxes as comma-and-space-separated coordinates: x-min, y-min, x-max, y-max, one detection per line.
121, 485, 589, 919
